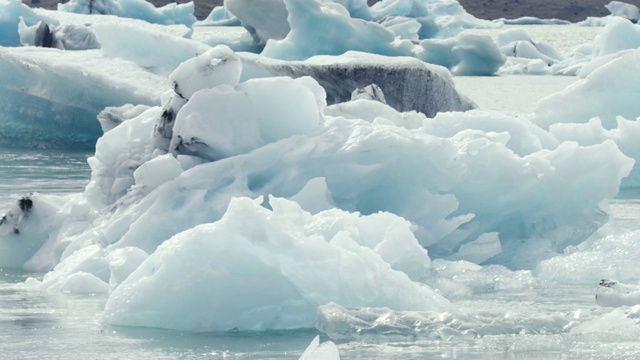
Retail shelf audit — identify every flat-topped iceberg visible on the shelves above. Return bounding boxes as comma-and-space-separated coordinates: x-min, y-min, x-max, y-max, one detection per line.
58, 0, 196, 26
0, 47, 168, 149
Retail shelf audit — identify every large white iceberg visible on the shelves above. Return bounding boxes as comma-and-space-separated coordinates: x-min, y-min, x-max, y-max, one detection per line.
101, 196, 450, 331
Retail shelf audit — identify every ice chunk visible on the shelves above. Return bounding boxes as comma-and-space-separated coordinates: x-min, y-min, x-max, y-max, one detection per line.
415, 32, 505, 75
596, 279, 640, 307
605, 1, 640, 23
369, 0, 499, 37
497, 17, 570, 25
496, 28, 565, 65
351, 84, 387, 104
0, 195, 60, 269
169, 85, 264, 161
168, 74, 323, 161
97, 104, 151, 133
534, 49, 640, 130
107, 247, 149, 287
316, 302, 473, 341
85, 107, 158, 208
101, 196, 449, 331
549, 117, 640, 187
447, 232, 501, 264
27, 244, 110, 293
225, 0, 290, 46
58, 0, 196, 27
93, 22, 210, 76
196, 6, 240, 26
0, 47, 167, 149
169, 46, 242, 100
236, 76, 325, 142
299, 336, 340, 360
289, 177, 334, 214
571, 305, 640, 336
261, 0, 414, 61
0, 0, 56, 47
239, 51, 476, 117
133, 153, 183, 190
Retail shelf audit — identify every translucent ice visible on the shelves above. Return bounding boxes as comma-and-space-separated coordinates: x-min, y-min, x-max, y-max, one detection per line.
58, 0, 196, 27
101, 196, 449, 331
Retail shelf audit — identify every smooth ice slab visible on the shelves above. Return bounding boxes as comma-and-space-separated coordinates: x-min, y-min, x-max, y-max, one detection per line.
0, 47, 168, 149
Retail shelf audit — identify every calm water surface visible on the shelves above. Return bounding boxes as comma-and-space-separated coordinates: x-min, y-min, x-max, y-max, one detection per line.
0, 148, 92, 212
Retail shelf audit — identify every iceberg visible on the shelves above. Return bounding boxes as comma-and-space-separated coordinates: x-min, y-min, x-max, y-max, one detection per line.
261, 0, 414, 61
3, 0, 640, 344
224, 0, 290, 47
534, 49, 640, 130
0, 47, 168, 149
496, 17, 571, 25
223, 0, 503, 75
415, 32, 506, 76
605, 1, 640, 23
0, 0, 56, 46
58, 0, 197, 27
100, 196, 450, 331
238, 51, 476, 116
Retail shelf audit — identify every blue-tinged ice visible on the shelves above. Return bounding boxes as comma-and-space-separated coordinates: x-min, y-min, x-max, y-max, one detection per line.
415, 32, 505, 75
0, 0, 56, 46
58, 0, 196, 27
100, 196, 449, 331
0, 47, 168, 149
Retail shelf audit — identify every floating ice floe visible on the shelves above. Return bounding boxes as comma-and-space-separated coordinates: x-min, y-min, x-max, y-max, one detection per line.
238, 51, 476, 116
58, 0, 196, 27
579, 1, 640, 26
534, 48, 640, 131
415, 32, 505, 76
222, 0, 504, 75
495, 17, 571, 25
495, 28, 565, 75
605, 1, 640, 23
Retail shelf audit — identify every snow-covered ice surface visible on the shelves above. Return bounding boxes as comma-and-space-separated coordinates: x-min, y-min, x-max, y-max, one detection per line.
5, 4, 640, 358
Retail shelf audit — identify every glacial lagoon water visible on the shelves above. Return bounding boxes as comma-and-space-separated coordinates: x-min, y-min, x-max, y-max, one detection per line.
2, 24, 640, 359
